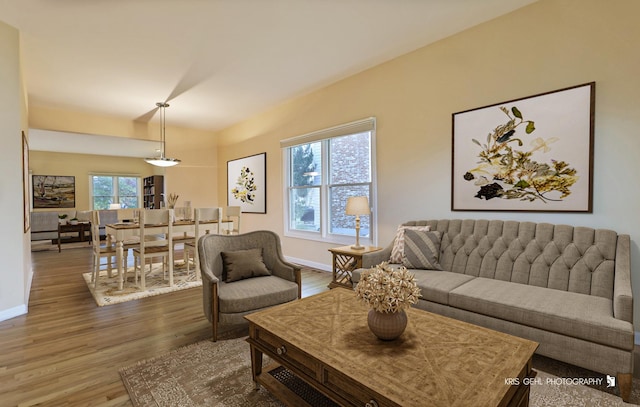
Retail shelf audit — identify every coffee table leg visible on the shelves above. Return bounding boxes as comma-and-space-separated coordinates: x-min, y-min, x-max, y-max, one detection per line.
250, 344, 263, 390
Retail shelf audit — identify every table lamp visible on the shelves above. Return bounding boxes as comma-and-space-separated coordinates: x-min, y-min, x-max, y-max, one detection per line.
345, 196, 370, 250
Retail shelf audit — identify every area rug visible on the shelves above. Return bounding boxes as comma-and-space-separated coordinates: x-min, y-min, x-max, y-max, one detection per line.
120, 332, 282, 407
82, 261, 202, 306
120, 333, 640, 407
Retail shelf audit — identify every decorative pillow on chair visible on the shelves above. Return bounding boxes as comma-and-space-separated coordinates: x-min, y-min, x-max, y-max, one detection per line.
389, 225, 431, 263
401, 229, 443, 270
221, 248, 271, 282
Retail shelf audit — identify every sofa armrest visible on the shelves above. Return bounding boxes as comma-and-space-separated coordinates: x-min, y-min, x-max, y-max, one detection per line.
361, 245, 392, 268
614, 234, 633, 324
271, 259, 300, 283
271, 259, 302, 298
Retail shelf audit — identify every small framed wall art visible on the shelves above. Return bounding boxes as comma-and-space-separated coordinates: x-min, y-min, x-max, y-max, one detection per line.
227, 152, 266, 214
451, 82, 595, 212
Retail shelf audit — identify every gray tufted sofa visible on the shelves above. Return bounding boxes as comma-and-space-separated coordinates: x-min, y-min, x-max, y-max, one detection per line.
352, 219, 634, 401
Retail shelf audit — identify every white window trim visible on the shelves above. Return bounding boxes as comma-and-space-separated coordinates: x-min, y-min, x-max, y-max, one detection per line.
88, 173, 142, 210
281, 118, 378, 247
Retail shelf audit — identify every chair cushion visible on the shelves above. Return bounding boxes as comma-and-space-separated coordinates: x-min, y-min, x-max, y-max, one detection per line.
448, 277, 634, 350
222, 248, 271, 282
401, 229, 443, 270
218, 275, 299, 314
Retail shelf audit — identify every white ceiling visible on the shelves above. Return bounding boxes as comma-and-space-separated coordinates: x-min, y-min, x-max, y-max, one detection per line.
2, 0, 536, 141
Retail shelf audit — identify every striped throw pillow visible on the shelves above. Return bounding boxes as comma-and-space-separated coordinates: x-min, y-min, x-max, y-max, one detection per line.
401, 229, 443, 270
389, 225, 430, 263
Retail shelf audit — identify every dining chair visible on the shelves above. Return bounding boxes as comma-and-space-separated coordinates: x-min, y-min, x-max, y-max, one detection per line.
224, 206, 241, 235
132, 209, 174, 290
90, 210, 118, 288
171, 206, 194, 266
184, 207, 222, 279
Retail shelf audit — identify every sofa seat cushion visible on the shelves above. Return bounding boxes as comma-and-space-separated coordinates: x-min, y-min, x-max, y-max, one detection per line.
448, 278, 633, 350
218, 275, 299, 314
411, 270, 475, 305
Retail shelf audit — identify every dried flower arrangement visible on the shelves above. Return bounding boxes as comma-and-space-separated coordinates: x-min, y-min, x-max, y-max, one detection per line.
166, 193, 179, 208
354, 262, 422, 313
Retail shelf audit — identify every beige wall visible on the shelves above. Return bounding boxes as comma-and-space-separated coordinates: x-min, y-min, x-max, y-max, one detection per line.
0, 20, 30, 320
29, 151, 156, 211
215, 0, 640, 323
29, 108, 220, 211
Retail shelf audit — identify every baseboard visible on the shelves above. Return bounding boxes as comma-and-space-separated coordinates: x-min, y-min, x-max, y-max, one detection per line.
285, 256, 331, 272
0, 304, 28, 322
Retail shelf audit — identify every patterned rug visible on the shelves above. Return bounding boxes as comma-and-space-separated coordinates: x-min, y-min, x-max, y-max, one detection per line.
82, 261, 202, 306
120, 330, 282, 407
120, 331, 640, 407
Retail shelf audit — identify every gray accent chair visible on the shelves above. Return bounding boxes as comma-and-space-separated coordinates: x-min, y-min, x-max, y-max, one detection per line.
198, 230, 301, 341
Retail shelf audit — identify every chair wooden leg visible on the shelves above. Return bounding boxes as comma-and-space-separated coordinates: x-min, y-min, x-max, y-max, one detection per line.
618, 372, 632, 402
212, 284, 218, 342
194, 248, 200, 281
93, 256, 99, 288
107, 254, 113, 278
140, 257, 146, 290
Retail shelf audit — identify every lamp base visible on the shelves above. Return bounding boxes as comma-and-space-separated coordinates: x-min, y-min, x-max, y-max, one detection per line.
351, 244, 365, 250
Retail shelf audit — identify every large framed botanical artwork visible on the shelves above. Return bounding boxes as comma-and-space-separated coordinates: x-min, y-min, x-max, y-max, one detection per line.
227, 152, 266, 213
452, 82, 595, 212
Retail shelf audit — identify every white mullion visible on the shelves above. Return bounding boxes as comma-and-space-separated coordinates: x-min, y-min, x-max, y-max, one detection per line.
320, 139, 329, 239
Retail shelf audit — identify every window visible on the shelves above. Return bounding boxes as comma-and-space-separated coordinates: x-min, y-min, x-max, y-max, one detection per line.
282, 118, 376, 246
90, 175, 141, 210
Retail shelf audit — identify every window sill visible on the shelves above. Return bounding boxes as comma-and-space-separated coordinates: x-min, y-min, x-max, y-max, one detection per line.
284, 229, 373, 247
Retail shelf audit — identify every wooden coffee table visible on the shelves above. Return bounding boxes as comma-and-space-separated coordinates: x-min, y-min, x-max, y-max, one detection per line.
245, 288, 538, 407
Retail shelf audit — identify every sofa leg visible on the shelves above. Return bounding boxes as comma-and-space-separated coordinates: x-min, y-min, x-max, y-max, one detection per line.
618, 373, 632, 402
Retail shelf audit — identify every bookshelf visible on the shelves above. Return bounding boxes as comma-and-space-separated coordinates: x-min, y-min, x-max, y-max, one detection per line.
143, 175, 164, 209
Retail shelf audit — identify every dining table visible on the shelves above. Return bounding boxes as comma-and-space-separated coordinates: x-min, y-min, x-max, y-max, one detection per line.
105, 219, 231, 291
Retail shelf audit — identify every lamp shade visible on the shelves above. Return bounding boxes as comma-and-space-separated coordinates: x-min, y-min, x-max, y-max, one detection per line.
345, 196, 370, 215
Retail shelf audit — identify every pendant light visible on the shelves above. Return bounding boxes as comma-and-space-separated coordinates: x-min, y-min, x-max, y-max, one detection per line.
145, 102, 181, 167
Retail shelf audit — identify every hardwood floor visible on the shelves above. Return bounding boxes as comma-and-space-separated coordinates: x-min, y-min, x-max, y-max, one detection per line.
0, 246, 332, 406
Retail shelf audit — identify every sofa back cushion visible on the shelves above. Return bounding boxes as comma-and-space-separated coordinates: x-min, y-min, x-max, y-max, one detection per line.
402, 220, 618, 300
